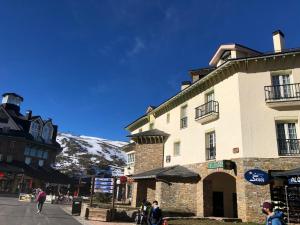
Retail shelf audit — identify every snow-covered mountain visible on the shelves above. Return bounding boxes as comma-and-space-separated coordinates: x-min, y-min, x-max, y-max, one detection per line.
55, 132, 127, 175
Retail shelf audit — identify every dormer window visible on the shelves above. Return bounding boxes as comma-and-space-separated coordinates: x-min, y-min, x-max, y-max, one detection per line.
220, 50, 231, 61
42, 122, 53, 143
30, 119, 42, 139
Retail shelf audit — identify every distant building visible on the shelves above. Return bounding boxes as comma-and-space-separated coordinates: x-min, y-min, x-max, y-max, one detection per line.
0, 93, 71, 194
124, 31, 300, 223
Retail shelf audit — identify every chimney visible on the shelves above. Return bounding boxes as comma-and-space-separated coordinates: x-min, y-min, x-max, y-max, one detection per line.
181, 81, 191, 91
25, 110, 32, 120
273, 30, 285, 52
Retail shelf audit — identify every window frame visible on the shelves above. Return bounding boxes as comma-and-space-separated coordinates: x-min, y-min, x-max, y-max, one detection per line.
173, 142, 181, 157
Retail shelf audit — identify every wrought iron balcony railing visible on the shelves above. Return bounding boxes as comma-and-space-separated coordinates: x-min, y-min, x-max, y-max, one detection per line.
277, 139, 300, 156
265, 83, 300, 102
195, 100, 219, 120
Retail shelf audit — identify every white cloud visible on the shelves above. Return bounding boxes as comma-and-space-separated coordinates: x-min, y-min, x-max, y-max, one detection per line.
127, 37, 145, 57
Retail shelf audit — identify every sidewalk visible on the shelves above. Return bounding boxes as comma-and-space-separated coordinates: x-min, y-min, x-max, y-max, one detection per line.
60, 205, 134, 225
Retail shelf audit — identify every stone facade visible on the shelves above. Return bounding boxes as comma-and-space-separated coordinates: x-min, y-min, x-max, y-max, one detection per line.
131, 157, 300, 223
156, 181, 197, 213
134, 143, 164, 174
131, 142, 164, 207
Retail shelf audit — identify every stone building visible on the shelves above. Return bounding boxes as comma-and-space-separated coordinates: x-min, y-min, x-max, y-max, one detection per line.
0, 93, 71, 194
123, 30, 300, 222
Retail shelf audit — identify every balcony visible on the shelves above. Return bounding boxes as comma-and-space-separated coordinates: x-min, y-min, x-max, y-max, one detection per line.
265, 83, 300, 109
206, 147, 216, 160
278, 139, 300, 156
195, 101, 219, 124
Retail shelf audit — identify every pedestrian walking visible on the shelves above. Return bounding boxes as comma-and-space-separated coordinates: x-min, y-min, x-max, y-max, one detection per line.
135, 199, 151, 224
262, 201, 285, 225
36, 188, 46, 214
148, 200, 162, 225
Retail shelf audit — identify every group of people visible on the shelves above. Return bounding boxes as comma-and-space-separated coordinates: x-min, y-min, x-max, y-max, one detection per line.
136, 199, 163, 225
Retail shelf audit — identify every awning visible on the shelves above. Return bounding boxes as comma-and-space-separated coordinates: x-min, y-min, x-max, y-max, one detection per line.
271, 167, 300, 177
0, 161, 73, 185
132, 165, 200, 182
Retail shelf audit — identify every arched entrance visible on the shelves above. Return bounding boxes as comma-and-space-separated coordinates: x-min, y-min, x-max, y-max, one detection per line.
203, 172, 238, 218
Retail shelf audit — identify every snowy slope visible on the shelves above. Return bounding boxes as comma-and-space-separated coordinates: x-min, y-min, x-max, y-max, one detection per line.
55, 132, 127, 175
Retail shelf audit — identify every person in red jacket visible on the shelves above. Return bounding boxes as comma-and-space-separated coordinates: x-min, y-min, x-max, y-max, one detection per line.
36, 188, 47, 214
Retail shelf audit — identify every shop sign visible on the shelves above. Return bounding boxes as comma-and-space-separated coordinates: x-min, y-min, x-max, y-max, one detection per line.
208, 160, 234, 170
288, 176, 300, 185
244, 169, 269, 185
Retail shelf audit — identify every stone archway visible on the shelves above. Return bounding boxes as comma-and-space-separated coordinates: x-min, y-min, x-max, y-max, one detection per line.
203, 172, 237, 218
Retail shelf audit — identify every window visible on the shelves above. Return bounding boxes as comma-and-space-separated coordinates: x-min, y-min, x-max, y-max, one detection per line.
10, 141, 15, 149
127, 153, 135, 164
30, 121, 42, 139
206, 91, 215, 112
272, 74, 291, 99
42, 151, 48, 159
180, 105, 188, 129
276, 122, 299, 155
6, 155, 13, 163
42, 123, 53, 142
37, 150, 43, 158
24, 147, 30, 155
166, 113, 170, 124
38, 159, 44, 167
29, 148, 37, 157
174, 142, 180, 156
206, 131, 216, 160
149, 123, 154, 130
166, 155, 171, 163
25, 157, 31, 165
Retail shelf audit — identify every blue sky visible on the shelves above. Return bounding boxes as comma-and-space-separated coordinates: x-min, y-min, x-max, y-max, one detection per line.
0, 0, 300, 141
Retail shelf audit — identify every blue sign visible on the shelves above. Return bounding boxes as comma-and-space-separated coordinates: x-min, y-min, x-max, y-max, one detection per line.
288, 176, 300, 185
244, 169, 269, 185
94, 178, 114, 193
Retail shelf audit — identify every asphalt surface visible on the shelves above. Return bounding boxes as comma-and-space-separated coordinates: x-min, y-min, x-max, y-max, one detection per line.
0, 196, 82, 225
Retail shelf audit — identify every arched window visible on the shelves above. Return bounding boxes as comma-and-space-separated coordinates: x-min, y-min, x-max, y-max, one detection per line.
42, 123, 53, 143
30, 120, 42, 139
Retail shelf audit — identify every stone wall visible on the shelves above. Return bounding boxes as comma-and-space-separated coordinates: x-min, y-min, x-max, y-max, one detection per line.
134, 143, 164, 174
156, 181, 197, 213
131, 179, 156, 207
184, 157, 300, 223
131, 157, 300, 222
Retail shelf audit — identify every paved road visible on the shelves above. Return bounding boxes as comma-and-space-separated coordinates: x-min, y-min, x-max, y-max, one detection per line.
0, 197, 82, 225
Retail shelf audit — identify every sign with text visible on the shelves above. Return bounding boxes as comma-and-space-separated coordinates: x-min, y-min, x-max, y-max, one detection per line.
207, 160, 234, 170
288, 176, 300, 185
244, 169, 269, 185
94, 178, 114, 193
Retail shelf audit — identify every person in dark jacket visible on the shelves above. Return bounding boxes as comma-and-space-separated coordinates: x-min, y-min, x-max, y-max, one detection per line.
262, 202, 285, 225
148, 201, 162, 225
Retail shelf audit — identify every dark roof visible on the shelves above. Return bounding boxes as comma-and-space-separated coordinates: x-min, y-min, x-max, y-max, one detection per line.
2, 93, 24, 101
127, 129, 169, 138
273, 30, 284, 37
121, 142, 136, 152
271, 167, 300, 177
132, 165, 200, 182
189, 67, 216, 76
0, 104, 60, 147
